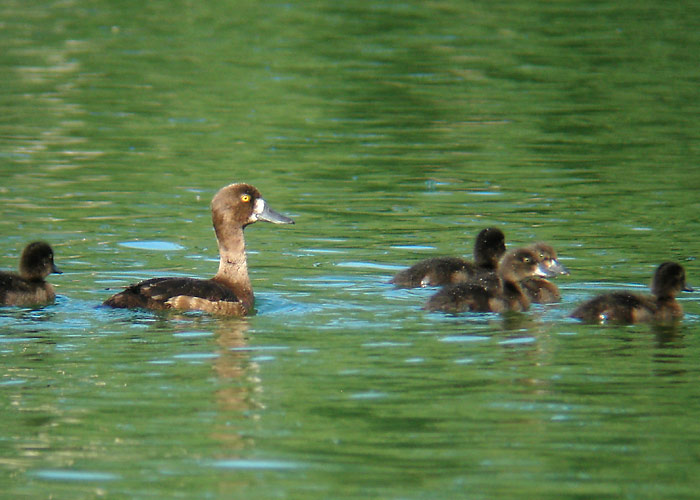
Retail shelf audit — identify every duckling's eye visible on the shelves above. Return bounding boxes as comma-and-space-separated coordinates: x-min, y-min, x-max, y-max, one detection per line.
240, 194, 251, 203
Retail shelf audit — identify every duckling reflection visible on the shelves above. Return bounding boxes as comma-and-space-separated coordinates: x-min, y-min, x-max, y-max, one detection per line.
651, 322, 684, 348
570, 262, 692, 324
0, 241, 62, 306
391, 227, 506, 288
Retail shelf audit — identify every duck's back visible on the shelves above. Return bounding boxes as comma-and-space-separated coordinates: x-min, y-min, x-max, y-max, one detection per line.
391, 257, 481, 288
0, 272, 55, 306
570, 292, 656, 323
103, 277, 248, 315
425, 281, 495, 313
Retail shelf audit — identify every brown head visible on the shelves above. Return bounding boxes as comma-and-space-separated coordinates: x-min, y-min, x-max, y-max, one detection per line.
529, 242, 569, 276
473, 227, 506, 269
651, 262, 693, 298
211, 183, 294, 243
499, 247, 555, 283
19, 241, 62, 281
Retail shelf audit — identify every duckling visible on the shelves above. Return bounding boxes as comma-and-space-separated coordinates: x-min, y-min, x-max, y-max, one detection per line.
425, 247, 555, 313
391, 227, 506, 288
520, 242, 570, 303
103, 183, 294, 315
0, 241, 62, 306
570, 262, 693, 323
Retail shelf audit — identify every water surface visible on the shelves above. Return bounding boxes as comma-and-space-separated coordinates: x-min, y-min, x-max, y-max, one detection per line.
1, 0, 700, 498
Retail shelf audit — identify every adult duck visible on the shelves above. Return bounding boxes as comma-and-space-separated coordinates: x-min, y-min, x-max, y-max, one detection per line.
103, 183, 293, 315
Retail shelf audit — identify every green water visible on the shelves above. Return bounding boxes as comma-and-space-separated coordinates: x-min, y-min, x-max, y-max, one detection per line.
2, 0, 700, 498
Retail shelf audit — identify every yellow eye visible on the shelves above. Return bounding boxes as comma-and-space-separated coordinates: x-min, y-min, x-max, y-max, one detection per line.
241, 194, 251, 203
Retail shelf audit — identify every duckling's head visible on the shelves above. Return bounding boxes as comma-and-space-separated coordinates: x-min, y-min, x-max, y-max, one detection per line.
499, 248, 555, 282
529, 242, 569, 275
19, 241, 61, 280
651, 262, 693, 298
473, 227, 506, 268
211, 183, 294, 232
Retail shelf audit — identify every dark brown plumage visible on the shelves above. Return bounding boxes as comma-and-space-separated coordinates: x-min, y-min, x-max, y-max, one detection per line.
570, 262, 692, 323
0, 241, 62, 306
425, 247, 555, 313
391, 227, 506, 288
103, 183, 293, 316
520, 242, 569, 303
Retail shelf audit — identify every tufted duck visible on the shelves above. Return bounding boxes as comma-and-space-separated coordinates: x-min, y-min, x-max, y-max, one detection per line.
391, 227, 506, 288
425, 247, 555, 313
520, 242, 569, 303
0, 241, 62, 306
570, 262, 692, 323
103, 183, 293, 315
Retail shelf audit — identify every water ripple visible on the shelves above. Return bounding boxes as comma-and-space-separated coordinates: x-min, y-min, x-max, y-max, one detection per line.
32, 470, 120, 482
209, 459, 304, 470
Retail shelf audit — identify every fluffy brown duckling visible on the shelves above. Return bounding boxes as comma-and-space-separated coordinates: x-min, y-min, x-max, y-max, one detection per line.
391, 227, 506, 288
0, 241, 62, 306
570, 262, 692, 323
103, 183, 294, 316
520, 242, 570, 303
425, 247, 555, 313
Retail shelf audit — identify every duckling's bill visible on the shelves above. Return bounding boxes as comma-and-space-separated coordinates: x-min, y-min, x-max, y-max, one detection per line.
548, 259, 569, 276
535, 262, 557, 278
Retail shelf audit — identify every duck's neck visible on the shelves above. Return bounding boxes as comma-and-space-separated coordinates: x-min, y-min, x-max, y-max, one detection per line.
655, 294, 683, 320
21, 273, 47, 283
19, 268, 47, 282
478, 259, 497, 271
655, 294, 676, 306
213, 226, 253, 308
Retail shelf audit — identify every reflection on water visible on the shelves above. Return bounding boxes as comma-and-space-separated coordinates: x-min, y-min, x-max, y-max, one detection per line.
211, 319, 259, 451
0, 306, 265, 494
1, 0, 700, 498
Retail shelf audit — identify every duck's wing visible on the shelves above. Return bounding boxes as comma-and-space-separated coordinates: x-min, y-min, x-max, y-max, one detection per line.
392, 257, 477, 288
103, 277, 247, 315
424, 282, 493, 313
0, 273, 29, 303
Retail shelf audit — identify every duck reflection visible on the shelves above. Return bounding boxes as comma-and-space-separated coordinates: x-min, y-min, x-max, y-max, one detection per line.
208, 318, 261, 452
212, 319, 261, 409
